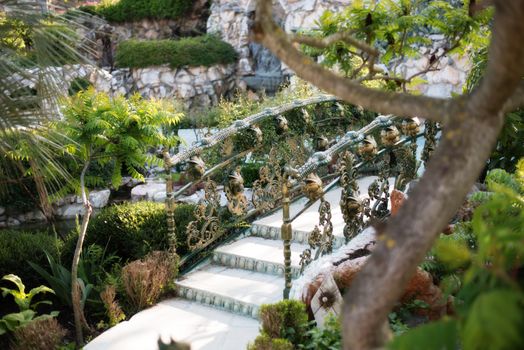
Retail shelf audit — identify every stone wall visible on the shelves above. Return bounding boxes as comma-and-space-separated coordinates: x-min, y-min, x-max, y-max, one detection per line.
36, 63, 236, 110
207, 0, 348, 77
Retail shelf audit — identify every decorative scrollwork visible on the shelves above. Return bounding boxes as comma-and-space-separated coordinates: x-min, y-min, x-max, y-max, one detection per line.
338, 151, 370, 242
422, 120, 438, 166
369, 151, 392, 220
186, 179, 223, 251
225, 168, 248, 216
252, 147, 283, 213
299, 197, 334, 273
394, 145, 418, 191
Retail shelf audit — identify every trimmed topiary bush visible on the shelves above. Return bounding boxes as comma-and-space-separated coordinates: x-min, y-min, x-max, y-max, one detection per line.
115, 36, 237, 69
258, 300, 310, 347
247, 334, 294, 350
92, 0, 193, 23
63, 201, 196, 263
0, 230, 61, 288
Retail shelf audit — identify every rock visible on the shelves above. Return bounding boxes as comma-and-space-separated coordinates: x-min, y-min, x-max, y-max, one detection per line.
131, 182, 166, 202
0, 206, 5, 216
152, 191, 167, 203
7, 217, 21, 227
58, 204, 85, 219
90, 189, 111, 208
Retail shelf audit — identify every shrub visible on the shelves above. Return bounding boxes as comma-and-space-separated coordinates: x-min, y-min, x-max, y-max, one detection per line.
259, 300, 310, 346
302, 314, 342, 350
63, 201, 196, 263
121, 251, 177, 312
115, 36, 237, 69
93, 0, 193, 23
247, 334, 294, 350
0, 230, 61, 288
10, 318, 67, 350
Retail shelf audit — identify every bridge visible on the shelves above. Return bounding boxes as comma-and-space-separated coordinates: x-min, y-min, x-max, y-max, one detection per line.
86, 95, 438, 350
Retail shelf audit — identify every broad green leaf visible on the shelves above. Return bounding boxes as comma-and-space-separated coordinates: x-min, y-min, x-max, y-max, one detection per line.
462, 290, 524, 350
389, 318, 458, 350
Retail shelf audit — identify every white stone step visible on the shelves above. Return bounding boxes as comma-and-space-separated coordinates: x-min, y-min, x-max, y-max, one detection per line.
176, 265, 284, 318
84, 298, 259, 350
212, 236, 307, 278
250, 176, 393, 247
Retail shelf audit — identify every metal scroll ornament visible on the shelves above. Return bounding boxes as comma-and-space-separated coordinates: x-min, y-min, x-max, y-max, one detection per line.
251, 147, 283, 213
368, 151, 391, 219
186, 179, 222, 251
225, 168, 248, 215
338, 151, 370, 242
299, 197, 334, 273
422, 120, 438, 166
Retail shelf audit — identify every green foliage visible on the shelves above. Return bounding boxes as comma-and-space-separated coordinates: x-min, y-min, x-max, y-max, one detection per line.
115, 36, 237, 69
0, 229, 61, 288
88, 0, 193, 23
247, 333, 294, 350
0, 274, 58, 336
1, 274, 53, 312
300, 314, 342, 350
68, 76, 92, 96
65, 201, 196, 262
304, 0, 490, 88
389, 163, 524, 350
389, 318, 458, 350
28, 250, 93, 310
259, 300, 310, 347
57, 88, 180, 195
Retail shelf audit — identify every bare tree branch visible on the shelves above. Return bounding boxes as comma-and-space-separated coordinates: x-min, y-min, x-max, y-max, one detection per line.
290, 31, 379, 58
252, 0, 454, 124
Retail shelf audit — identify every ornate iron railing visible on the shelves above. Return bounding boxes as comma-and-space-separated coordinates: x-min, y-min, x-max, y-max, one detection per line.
162, 93, 439, 293
278, 117, 438, 298
163, 94, 350, 267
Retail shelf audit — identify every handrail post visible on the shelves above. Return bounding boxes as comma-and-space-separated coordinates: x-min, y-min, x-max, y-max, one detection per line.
281, 173, 292, 299
164, 149, 177, 253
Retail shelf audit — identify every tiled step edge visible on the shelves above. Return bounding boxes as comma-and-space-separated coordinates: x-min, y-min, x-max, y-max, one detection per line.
249, 223, 346, 249
176, 284, 260, 319
211, 251, 301, 279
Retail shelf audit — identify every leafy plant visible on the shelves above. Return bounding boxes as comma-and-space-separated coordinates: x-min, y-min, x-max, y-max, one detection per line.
258, 300, 310, 347
1, 274, 54, 311
0, 274, 58, 335
300, 314, 342, 350
29, 251, 93, 310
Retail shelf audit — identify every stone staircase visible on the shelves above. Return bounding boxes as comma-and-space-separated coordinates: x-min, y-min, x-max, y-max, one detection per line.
86, 176, 386, 350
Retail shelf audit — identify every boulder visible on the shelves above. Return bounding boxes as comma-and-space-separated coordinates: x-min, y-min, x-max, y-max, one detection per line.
0, 206, 5, 216
58, 204, 85, 219
90, 189, 111, 208
7, 217, 21, 227
131, 182, 166, 202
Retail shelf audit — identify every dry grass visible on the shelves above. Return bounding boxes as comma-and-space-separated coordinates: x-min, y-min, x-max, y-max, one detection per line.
100, 285, 126, 326
11, 318, 66, 350
121, 251, 177, 311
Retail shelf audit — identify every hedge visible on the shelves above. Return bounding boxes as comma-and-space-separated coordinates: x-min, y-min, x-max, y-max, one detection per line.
115, 36, 237, 69
62, 201, 196, 264
0, 229, 62, 288
80, 0, 193, 23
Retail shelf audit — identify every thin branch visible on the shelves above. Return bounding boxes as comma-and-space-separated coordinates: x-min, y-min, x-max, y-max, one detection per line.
253, 0, 454, 123
290, 31, 379, 58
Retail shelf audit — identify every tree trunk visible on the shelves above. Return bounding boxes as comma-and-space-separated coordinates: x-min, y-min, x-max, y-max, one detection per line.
71, 160, 92, 346
29, 160, 54, 222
